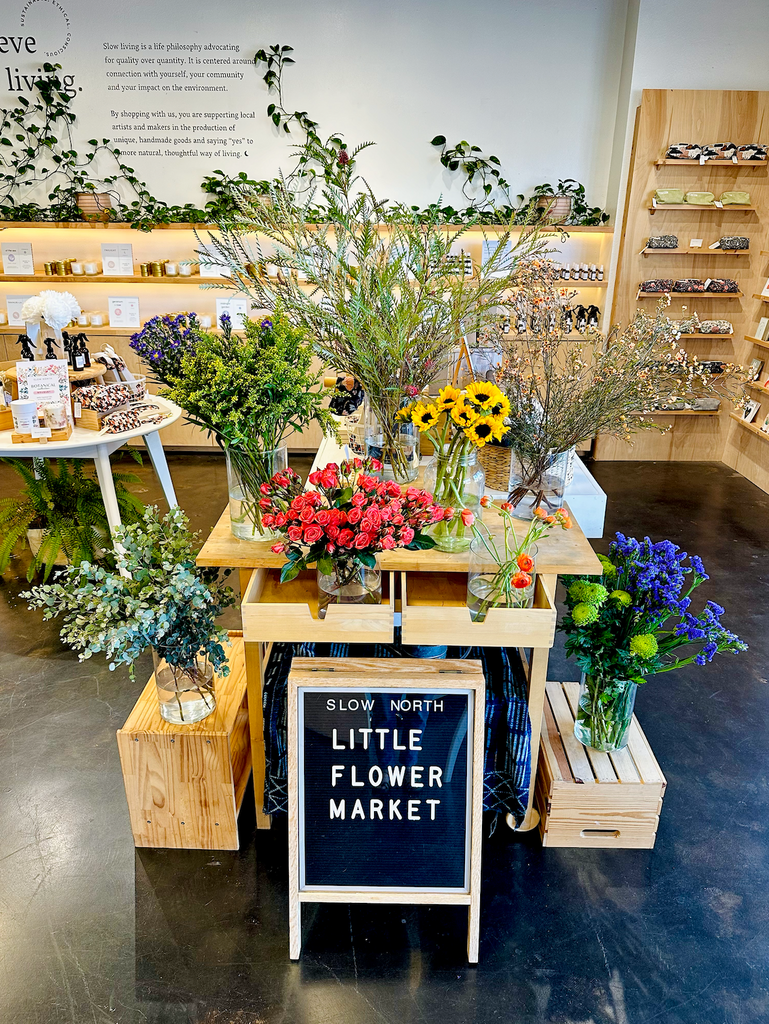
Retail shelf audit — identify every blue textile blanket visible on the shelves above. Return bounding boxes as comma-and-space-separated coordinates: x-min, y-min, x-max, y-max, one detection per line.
260, 641, 532, 827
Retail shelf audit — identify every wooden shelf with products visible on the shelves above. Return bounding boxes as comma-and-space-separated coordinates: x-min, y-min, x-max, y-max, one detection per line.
746, 335, 769, 350
637, 409, 720, 416
677, 332, 735, 339
640, 247, 749, 256
730, 411, 769, 441
1, 273, 204, 285
745, 380, 769, 396
647, 204, 755, 213
752, 294, 769, 302
654, 159, 767, 168
636, 290, 743, 299
555, 279, 608, 288
0, 220, 614, 234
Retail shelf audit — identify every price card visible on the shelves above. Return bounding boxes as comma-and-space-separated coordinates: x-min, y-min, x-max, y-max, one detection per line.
216, 296, 248, 331
199, 244, 231, 278
6, 295, 32, 327
2, 242, 34, 275
101, 243, 134, 276
108, 297, 141, 328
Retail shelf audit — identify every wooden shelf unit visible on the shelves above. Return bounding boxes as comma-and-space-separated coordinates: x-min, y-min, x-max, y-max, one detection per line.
746, 380, 769, 395
677, 332, 735, 339
636, 290, 743, 299
0, 220, 614, 234
640, 247, 748, 256
752, 294, 769, 302
1, 273, 204, 285
654, 159, 767, 168
747, 335, 769, 350
730, 410, 769, 441
648, 204, 755, 213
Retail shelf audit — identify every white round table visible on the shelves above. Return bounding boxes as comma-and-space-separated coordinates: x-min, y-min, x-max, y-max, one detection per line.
0, 395, 183, 535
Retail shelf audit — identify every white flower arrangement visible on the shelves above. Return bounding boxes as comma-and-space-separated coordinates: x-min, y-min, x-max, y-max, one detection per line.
21, 290, 81, 332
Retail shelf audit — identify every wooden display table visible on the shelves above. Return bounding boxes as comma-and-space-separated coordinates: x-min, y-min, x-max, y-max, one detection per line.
197, 495, 602, 835
536, 681, 666, 849
1, 362, 105, 400
116, 634, 251, 850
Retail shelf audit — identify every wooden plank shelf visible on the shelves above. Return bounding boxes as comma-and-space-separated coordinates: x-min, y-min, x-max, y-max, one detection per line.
746, 380, 769, 395
636, 409, 720, 416
654, 158, 767, 167
752, 294, 769, 301
1, 273, 202, 285
730, 411, 769, 440
676, 332, 734, 339
556, 280, 608, 288
747, 335, 769, 350
647, 204, 755, 213
636, 290, 743, 298
640, 247, 749, 256
0, 220, 614, 234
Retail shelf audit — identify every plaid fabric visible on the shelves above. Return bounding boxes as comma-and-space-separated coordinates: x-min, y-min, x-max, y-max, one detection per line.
261, 639, 532, 826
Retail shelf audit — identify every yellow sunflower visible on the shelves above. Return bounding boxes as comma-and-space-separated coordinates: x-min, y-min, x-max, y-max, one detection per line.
435, 384, 462, 411
396, 402, 415, 422
488, 394, 511, 419
487, 414, 508, 442
451, 400, 479, 428
465, 415, 502, 447
466, 380, 503, 411
411, 402, 440, 432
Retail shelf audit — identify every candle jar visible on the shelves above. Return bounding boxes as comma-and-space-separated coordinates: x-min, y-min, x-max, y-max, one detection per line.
139, 263, 150, 277
44, 262, 54, 276
179, 263, 193, 276
11, 399, 37, 434
43, 402, 69, 431
77, 313, 90, 326
90, 312, 104, 326
199, 315, 212, 329
84, 262, 98, 276
70, 261, 84, 275
164, 261, 178, 276
55, 260, 67, 276
150, 262, 164, 277
0, 311, 7, 325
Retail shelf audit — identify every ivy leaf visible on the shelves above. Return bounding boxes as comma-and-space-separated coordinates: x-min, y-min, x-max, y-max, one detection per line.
430, 135, 446, 146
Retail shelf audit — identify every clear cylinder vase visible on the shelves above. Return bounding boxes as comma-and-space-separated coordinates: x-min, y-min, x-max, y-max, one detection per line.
424, 447, 485, 552
317, 561, 382, 619
508, 448, 571, 520
574, 672, 637, 751
365, 427, 419, 483
152, 651, 216, 725
225, 445, 288, 541
467, 540, 537, 620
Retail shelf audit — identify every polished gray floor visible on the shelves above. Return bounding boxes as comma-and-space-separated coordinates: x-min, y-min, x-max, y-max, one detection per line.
0, 454, 767, 1024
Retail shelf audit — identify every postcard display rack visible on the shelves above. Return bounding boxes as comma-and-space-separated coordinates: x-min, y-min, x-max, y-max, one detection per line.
0, 220, 613, 450
595, 88, 769, 492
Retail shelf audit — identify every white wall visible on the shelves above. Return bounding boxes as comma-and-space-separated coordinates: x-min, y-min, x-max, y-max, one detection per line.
0, 0, 630, 214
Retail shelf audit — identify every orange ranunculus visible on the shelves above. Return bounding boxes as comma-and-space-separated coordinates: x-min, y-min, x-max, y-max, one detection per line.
511, 571, 532, 589
517, 553, 534, 572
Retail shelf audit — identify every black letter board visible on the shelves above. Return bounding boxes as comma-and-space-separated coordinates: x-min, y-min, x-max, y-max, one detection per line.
287, 658, 485, 962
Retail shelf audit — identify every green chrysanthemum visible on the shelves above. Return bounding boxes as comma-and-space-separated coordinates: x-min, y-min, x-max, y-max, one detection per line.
568, 581, 594, 604
598, 554, 617, 578
629, 633, 658, 659
585, 583, 609, 606
572, 602, 599, 626
610, 589, 633, 607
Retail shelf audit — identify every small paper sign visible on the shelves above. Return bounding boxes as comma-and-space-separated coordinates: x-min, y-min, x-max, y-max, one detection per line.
216, 296, 248, 331
2, 242, 34, 275
199, 244, 231, 278
6, 295, 32, 327
101, 243, 134, 276
108, 297, 141, 328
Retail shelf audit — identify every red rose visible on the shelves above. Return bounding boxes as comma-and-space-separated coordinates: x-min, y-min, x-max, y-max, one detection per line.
274, 474, 289, 488
347, 507, 363, 524
406, 487, 420, 501
260, 482, 271, 494
320, 469, 338, 488
300, 507, 315, 523
381, 535, 396, 549
287, 525, 303, 542
315, 509, 331, 525
261, 514, 275, 528
259, 497, 271, 510
304, 525, 324, 544
355, 532, 372, 549
271, 542, 286, 554
275, 513, 287, 527
386, 481, 401, 497
351, 492, 366, 506
338, 529, 354, 547
401, 527, 415, 544
326, 542, 336, 554
308, 470, 322, 486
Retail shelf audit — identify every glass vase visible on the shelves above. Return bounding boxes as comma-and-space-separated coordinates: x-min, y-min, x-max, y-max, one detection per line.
424, 447, 485, 552
152, 651, 216, 725
508, 448, 570, 520
467, 540, 537, 620
365, 427, 419, 483
317, 560, 382, 619
225, 445, 288, 541
574, 672, 637, 751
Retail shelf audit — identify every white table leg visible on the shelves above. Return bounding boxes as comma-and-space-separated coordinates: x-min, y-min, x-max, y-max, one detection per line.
143, 431, 178, 509
93, 446, 123, 535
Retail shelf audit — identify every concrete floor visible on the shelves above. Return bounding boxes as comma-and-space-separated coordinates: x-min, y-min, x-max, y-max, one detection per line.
0, 454, 767, 1024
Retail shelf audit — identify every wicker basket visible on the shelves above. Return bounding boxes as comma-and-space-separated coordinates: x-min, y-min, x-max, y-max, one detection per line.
479, 444, 513, 491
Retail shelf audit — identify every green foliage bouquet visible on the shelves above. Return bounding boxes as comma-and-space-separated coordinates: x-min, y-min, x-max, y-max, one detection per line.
24, 505, 235, 679
161, 308, 336, 536
559, 532, 746, 750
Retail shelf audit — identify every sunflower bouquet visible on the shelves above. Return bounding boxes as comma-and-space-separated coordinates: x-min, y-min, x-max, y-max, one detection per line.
401, 381, 509, 551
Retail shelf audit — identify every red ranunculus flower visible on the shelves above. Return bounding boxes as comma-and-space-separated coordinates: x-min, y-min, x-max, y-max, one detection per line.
512, 571, 532, 589
355, 532, 372, 549
271, 542, 286, 553
401, 527, 415, 545
461, 508, 475, 527
443, 507, 455, 521
517, 553, 534, 572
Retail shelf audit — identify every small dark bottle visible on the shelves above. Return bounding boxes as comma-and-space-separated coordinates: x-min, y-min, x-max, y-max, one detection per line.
17, 334, 35, 360
72, 335, 86, 371
43, 337, 58, 360
78, 334, 91, 368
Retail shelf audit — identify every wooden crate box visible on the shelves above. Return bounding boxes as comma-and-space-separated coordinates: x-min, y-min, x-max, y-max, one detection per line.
241, 567, 395, 644
116, 634, 251, 850
400, 571, 556, 649
536, 680, 666, 849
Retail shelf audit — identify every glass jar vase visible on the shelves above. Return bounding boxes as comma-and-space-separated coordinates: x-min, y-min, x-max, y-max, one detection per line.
424, 447, 485, 552
225, 444, 288, 541
152, 651, 216, 725
467, 540, 537, 620
317, 561, 382, 619
508, 448, 571, 520
365, 426, 419, 483
574, 672, 637, 751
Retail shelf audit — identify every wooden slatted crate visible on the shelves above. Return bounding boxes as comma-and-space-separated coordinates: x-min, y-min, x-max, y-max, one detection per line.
536, 680, 666, 849
116, 634, 251, 850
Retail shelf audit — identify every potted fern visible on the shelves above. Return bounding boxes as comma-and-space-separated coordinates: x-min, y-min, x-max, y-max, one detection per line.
25, 506, 235, 724
0, 457, 144, 581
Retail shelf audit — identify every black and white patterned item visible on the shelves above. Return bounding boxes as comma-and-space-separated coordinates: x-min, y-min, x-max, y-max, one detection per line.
74, 381, 145, 413
715, 236, 749, 250
698, 320, 733, 334
102, 403, 167, 434
647, 235, 679, 249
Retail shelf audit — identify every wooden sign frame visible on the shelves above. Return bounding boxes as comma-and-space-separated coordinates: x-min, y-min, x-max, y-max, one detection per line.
287, 657, 486, 963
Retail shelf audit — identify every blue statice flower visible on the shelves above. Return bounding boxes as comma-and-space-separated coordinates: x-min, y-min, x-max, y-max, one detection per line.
130, 313, 202, 386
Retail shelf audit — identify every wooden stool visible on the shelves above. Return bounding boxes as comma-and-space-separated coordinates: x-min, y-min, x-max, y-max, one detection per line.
116, 634, 252, 850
